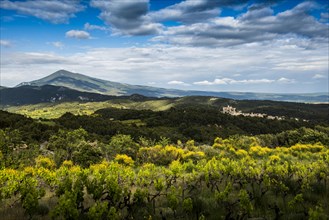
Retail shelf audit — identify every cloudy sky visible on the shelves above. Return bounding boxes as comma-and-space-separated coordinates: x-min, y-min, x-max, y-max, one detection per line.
0, 0, 328, 93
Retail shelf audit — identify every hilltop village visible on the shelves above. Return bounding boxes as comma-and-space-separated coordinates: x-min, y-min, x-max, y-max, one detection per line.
222, 105, 284, 120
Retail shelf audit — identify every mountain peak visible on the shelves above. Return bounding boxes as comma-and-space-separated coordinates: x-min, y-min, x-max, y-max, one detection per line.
16, 70, 78, 87
48, 70, 81, 78
53, 69, 74, 75
15, 70, 126, 95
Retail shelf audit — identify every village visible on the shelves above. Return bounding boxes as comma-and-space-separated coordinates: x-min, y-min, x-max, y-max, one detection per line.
222, 105, 284, 120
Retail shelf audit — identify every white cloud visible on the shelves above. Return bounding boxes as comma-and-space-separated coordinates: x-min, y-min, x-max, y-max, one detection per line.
168, 80, 185, 85
0, 0, 84, 24
150, 0, 250, 24
0, 43, 327, 92
277, 77, 296, 84
51, 41, 64, 49
193, 80, 215, 85
65, 30, 91, 39
312, 74, 327, 79
0, 40, 11, 47
168, 80, 189, 86
84, 23, 109, 31
153, 2, 328, 47
233, 79, 275, 84
194, 78, 275, 85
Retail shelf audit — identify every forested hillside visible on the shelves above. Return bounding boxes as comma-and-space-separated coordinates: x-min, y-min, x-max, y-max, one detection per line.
0, 107, 329, 219
3, 95, 329, 124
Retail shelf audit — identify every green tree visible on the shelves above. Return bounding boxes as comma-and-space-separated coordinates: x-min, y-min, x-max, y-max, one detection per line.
108, 134, 139, 159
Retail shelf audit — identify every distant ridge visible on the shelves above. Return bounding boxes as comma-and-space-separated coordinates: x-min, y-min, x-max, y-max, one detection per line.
14, 70, 329, 103
0, 85, 117, 105
0, 84, 160, 106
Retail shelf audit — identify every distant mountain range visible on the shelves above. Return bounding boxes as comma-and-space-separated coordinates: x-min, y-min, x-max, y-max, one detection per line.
3, 69, 327, 103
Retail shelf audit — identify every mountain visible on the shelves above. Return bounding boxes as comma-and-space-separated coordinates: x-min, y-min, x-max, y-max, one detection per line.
15, 70, 328, 103
0, 84, 155, 106
16, 69, 183, 97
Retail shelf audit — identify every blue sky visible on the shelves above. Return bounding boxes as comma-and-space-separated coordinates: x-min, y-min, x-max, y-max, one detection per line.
0, 0, 328, 93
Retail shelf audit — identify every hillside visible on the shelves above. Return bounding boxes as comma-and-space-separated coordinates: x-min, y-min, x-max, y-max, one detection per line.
15, 70, 328, 103
0, 84, 159, 106
3, 95, 328, 126
0, 85, 116, 106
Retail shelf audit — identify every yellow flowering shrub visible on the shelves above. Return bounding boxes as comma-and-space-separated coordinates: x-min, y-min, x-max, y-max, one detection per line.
115, 154, 134, 166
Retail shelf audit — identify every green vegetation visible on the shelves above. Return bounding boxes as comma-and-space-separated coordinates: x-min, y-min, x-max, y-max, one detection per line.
0, 100, 328, 219
55, 106, 327, 145
3, 95, 328, 126
3, 99, 175, 119
5, 101, 115, 119
1, 127, 328, 219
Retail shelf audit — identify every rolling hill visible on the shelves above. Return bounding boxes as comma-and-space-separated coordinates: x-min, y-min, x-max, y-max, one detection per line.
2, 90, 328, 124
0, 84, 156, 106
0, 85, 111, 105
15, 70, 328, 103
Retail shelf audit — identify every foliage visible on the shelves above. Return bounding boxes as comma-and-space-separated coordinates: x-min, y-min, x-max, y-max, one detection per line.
0, 108, 329, 219
1, 134, 328, 219
114, 154, 134, 166
108, 134, 139, 159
